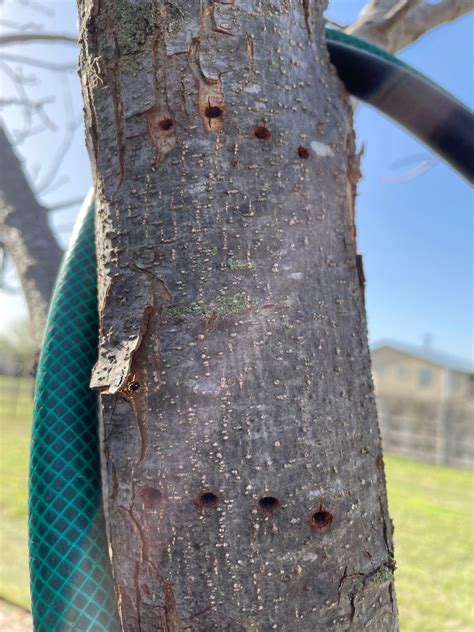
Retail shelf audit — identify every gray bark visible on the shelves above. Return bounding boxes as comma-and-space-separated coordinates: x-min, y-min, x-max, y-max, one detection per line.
77, 0, 398, 630
0, 126, 63, 345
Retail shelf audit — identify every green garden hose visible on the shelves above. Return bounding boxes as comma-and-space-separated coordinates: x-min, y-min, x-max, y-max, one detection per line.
28, 31, 474, 632
29, 193, 120, 631
326, 30, 474, 182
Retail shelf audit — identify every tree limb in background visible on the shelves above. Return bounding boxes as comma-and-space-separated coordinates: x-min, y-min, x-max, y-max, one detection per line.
46, 197, 85, 211
0, 52, 76, 71
0, 32, 77, 46
0, 0, 471, 346
347, 0, 472, 52
0, 126, 63, 345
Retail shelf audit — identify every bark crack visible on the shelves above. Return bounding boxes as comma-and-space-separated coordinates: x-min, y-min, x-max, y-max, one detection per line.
123, 268, 172, 463
245, 33, 256, 85
188, 0, 225, 132
127, 492, 186, 632
302, 0, 312, 39
109, 33, 126, 184
145, 0, 176, 161
379, 497, 395, 559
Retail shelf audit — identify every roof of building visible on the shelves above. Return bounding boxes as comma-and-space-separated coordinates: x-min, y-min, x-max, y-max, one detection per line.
371, 339, 474, 375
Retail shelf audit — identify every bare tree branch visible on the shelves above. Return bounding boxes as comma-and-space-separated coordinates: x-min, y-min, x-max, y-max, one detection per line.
0, 33, 77, 46
36, 75, 80, 194
0, 125, 63, 344
0, 96, 53, 108
0, 19, 44, 30
1, 61, 36, 140
17, 0, 54, 17
46, 196, 85, 211
379, 0, 423, 30
0, 52, 76, 71
0, 0, 469, 347
346, 0, 473, 52
407, 0, 474, 43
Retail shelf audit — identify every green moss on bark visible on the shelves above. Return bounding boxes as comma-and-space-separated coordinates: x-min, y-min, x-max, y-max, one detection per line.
111, 0, 155, 55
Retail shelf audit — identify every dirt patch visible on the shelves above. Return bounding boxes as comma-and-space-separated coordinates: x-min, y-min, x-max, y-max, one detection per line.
0, 599, 32, 632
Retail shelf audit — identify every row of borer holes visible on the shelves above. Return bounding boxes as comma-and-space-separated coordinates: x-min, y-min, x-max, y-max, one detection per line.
155, 118, 310, 159
141, 488, 333, 529
248, 127, 313, 161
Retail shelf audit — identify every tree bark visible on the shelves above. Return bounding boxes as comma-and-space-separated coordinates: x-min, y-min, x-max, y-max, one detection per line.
77, 0, 398, 630
0, 126, 63, 345
346, 0, 472, 53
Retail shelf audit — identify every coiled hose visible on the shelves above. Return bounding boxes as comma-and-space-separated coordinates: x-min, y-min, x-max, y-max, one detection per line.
28, 31, 474, 632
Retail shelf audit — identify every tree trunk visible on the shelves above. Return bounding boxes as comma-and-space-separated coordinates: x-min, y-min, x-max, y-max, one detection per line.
77, 1, 398, 629
0, 126, 63, 345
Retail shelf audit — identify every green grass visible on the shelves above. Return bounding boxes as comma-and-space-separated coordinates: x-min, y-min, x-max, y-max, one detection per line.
0, 376, 473, 629
385, 454, 474, 631
0, 376, 33, 609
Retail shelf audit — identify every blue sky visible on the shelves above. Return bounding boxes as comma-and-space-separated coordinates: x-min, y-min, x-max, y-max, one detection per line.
0, 1, 472, 364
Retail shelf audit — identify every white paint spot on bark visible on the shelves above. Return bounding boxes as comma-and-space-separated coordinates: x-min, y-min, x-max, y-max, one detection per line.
244, 84, 261, 93
310, 141, 334, 157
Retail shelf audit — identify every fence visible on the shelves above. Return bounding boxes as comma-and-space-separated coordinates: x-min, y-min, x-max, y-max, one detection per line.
1, 374, 472, 469
377, 395, 474, 469
0, 375, 34, 423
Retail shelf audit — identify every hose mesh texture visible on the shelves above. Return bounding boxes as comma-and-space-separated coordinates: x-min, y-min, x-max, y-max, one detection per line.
28, 198, 121, 631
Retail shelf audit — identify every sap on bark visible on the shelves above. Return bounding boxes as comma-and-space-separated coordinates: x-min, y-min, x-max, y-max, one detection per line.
120, 373, 141, 398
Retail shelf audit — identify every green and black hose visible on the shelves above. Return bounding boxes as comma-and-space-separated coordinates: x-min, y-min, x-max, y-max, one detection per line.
326, 30, 474, 182
28, 31, 474, 632
29, 193, 120, 631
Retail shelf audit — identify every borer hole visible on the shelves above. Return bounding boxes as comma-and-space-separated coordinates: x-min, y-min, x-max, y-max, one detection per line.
253, 125, 271, 141
205, 105, 224, 120
197, 491, 219, 509
158, 118, 174, 131
141, 487, 163, 511
310, 509, 333, 529
258, 496, 280, 513
298, 145, 310, 159
129, 381, 140, 392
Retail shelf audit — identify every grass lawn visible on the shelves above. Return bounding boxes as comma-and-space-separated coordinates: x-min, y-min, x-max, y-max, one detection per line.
0, 376, 33, 610
0, 375, 473, 629
385, 455, 474, 631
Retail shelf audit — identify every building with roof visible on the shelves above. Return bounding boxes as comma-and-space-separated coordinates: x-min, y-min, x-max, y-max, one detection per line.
371, 340, 473, 468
